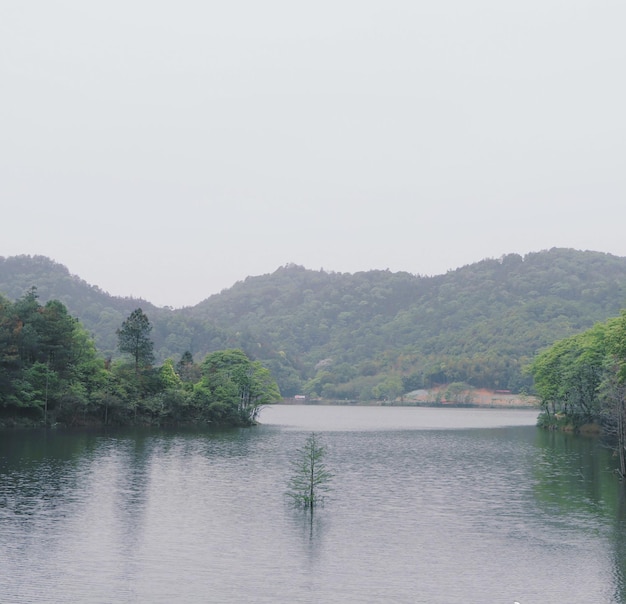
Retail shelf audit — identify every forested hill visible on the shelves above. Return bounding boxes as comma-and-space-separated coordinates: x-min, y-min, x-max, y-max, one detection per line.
3, 249, 626, 399
0, 255, 233, 362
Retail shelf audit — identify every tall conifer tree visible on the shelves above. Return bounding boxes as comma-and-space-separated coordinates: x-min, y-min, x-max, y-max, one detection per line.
117, 308, 154, 374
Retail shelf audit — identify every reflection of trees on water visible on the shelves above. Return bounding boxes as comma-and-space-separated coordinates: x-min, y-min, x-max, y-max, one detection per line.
110, 433, 153, 560
291, 507, 328, 567
0, 429, 157, 568
532, 430, 616, 514
532, 429, 626, 601
609, 489, 626, 603
0, 430, 100, 525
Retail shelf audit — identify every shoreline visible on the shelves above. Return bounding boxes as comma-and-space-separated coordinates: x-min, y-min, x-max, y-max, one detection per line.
281, 387, 539, 409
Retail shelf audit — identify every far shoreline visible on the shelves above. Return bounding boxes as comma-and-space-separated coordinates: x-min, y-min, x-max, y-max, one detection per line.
279, 387, 538, 410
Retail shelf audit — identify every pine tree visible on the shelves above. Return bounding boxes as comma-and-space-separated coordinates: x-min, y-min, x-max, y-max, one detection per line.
286, 433, 333, 509
116, 308, 154, 374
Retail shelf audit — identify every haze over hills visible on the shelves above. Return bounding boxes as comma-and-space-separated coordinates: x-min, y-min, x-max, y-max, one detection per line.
2, 248, 626, 399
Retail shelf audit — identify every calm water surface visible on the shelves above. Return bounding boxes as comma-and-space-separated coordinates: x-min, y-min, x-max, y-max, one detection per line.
1, 405, 626, 603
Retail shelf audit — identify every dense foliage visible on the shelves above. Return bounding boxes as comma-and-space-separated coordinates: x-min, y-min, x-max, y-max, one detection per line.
3, 248, 626, 400
0, 290, 280, 427
530, 312, 626, 475
191, 248, 626, 398
0, 287, 104, 423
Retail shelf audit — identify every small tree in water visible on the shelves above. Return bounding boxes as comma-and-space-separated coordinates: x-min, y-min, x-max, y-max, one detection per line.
286, 433, 333, 509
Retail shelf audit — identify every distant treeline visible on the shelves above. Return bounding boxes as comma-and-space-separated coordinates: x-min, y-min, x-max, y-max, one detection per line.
3, 248, 626, 400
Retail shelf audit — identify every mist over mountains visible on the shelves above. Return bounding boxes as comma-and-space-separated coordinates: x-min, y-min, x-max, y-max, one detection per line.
2, 248, 626, 398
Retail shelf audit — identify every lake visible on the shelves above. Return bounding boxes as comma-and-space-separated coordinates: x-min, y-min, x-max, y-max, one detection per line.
1, 405, 625, 603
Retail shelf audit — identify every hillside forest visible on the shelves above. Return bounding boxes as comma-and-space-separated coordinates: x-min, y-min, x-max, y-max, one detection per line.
2, 248, 626, 411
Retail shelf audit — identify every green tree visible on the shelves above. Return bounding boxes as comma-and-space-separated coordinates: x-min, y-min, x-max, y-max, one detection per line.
0, 294, 20, 405
175, 350, 200, 383
0, 292, 105, 423
531, 323, 607, 427
12, 287, 44, 366
530, 310, 626, 478
39, 300, 81, 373
601, 312, 626, 477
198, 349, 281, 424
372, 375, 403, 401
159, 358, 182, 389
117, 308, 155, 374
286, 433, 333, 509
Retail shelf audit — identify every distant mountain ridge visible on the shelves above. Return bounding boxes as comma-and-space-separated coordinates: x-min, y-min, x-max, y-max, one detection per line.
2, 249, 626, 399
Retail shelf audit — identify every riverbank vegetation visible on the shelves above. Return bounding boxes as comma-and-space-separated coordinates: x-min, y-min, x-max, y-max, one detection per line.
0, 289, 280, 428
3, 249, 626, 401
530, 311, 626, 476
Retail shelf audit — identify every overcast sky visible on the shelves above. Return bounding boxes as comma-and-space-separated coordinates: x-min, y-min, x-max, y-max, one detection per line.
2, 1, 625, 308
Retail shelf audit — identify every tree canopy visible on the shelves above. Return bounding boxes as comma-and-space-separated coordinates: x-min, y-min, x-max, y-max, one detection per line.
195, 349, 281, 425
0, 288, 105, 420
0, 297, 280, 428
530, 311, 626, 475
117, 307, 155, 373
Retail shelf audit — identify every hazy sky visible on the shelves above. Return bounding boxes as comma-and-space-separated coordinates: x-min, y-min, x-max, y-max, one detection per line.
2, 1, 625, 307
